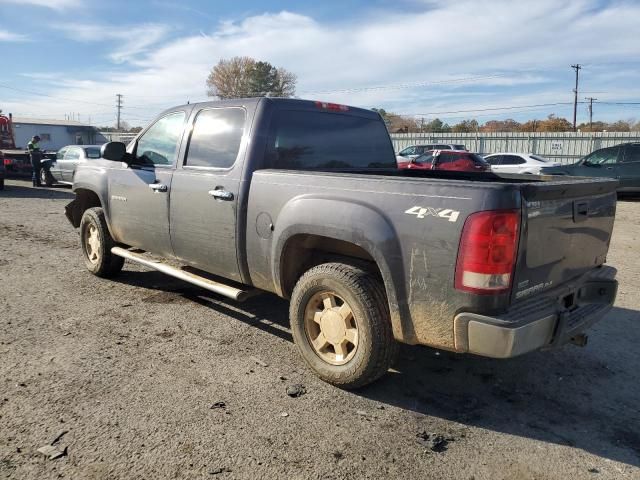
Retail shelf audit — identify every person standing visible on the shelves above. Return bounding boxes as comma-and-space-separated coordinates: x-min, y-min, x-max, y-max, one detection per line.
28, 135, 42, 187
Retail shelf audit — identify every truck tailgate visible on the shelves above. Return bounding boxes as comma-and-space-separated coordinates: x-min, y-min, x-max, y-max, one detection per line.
512, 178, 617, 302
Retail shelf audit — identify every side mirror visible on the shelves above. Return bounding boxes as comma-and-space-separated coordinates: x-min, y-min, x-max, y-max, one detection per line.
101, 142, 126, 162
410, 158, 417, 164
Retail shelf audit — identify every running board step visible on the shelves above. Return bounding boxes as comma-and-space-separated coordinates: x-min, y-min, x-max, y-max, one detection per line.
111, 247, 259, 302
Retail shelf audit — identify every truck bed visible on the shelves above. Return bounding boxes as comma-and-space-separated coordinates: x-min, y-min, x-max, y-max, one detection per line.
245, 169, 617, 349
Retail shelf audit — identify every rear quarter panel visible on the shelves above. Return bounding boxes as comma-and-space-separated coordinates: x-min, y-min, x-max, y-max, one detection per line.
245, 170, 522, 349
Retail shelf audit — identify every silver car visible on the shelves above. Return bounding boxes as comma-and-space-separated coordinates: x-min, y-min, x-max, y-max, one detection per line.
41, 145, 103, 186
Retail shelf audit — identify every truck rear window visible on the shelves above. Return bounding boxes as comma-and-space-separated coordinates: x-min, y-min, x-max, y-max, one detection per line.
266, 110, 396, 170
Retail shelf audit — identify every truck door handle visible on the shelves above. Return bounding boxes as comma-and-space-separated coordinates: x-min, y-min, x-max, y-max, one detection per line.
573, 201, 589, 222
208, 189, 234, 201
148, 182, 168, 192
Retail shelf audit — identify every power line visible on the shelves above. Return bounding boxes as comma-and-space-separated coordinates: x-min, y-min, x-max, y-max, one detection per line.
571, 64, 582, 131
404, 102, 575, 117
0, 82, 115, 108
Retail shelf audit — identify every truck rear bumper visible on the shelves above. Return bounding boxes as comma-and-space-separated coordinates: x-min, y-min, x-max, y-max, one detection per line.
453, 266, 618, 358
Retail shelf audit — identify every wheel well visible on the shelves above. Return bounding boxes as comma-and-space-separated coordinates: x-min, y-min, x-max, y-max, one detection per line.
67, 189, 102, 227
280, 234, 383, 298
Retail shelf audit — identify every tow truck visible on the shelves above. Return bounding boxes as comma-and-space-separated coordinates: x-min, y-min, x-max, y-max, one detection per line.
0, 112, 54, 179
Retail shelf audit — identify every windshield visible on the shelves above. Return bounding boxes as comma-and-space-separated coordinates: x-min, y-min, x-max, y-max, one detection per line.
530, 154, 549, 162
453, 144, 467, 151
84, 147, 101, 159
267, 110, 396, 169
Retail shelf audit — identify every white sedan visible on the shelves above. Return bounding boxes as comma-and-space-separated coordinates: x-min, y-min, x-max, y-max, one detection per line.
484, 152, 560, 174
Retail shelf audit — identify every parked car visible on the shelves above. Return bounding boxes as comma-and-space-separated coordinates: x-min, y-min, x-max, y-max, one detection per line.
396, 143, 467, 162
0, 152, 5, 190
484, 152, 559, 174
41, 145, 103, 186
64, 97, 618, 389
541, 143, 640, 193
397, 150, 490, 172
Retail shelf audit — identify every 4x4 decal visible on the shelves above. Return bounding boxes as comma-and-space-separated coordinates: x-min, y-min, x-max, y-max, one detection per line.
405, 206, 460, 222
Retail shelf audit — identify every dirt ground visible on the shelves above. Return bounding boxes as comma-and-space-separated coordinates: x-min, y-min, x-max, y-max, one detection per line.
0, 178, 639, 480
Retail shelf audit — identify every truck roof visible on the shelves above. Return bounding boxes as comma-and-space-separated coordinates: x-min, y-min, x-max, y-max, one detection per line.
162, 97, 382, 120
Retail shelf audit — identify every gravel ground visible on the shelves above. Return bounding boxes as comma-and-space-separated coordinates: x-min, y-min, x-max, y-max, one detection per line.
0, 178, 639, 480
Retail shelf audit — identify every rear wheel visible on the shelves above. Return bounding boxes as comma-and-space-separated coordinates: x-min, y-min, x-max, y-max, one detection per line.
289, 262, 397, 389
0, 178, 4, 190
79, 207, 124, 277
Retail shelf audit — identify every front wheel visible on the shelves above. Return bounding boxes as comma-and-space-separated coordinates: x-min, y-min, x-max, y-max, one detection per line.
289, 262, 397, 389
79, 207, 124, 277
40, 168, 53, 187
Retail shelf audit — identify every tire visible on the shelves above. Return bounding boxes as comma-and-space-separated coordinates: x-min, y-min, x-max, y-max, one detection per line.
40, 169, 53, 187
289, 262, 397, 389
0, 178, 4, 190
79, 207, 124, 278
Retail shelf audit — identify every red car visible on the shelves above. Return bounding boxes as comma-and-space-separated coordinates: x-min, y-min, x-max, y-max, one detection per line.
397, 149, 490, 172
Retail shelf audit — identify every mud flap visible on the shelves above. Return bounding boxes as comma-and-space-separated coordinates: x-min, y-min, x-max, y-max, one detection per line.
65, 199, 80, 228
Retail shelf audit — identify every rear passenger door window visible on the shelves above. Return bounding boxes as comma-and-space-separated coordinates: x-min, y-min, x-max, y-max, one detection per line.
501, 155, 526, 165
622, 145, 640, 164
619, 144, 640, 188
184, 108, 246, 169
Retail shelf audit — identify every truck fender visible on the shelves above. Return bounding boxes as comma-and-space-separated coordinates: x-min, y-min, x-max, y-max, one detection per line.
271, 195, 416, 343
69, 166, 116, 238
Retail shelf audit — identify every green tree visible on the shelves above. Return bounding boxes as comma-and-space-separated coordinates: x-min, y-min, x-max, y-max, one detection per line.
452, 119, 479, 133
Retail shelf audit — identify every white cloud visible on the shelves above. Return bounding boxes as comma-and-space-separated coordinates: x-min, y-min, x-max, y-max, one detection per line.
54, 23, 171, 63
0, 28, 28, 42
6, 0, 640, 125
0, 0, 81, 10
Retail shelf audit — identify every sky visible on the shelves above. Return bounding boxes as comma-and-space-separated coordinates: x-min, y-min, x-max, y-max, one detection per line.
1, 0, 639, 128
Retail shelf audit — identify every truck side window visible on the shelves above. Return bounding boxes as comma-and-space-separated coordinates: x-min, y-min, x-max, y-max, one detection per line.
268, 110, 396, 170
134, 112, 185, 167
184, 108, 245, 169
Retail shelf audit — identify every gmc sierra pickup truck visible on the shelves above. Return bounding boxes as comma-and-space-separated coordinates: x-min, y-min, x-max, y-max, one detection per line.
65, 98, 618, 388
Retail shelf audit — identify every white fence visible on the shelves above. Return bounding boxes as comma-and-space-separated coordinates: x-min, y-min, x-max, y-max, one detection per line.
390, 132, 640, 164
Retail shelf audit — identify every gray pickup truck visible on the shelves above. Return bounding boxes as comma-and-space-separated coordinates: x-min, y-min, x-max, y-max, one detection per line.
65, 98, 618, 388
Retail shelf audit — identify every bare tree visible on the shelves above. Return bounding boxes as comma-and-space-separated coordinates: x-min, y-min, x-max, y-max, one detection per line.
206, 56, 297, 99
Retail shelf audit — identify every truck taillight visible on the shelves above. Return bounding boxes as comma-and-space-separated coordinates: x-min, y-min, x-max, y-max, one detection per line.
455, 210, 520, 294
314, 101, 349, 111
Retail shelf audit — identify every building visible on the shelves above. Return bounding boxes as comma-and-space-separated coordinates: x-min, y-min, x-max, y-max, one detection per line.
11, 117, 107, 151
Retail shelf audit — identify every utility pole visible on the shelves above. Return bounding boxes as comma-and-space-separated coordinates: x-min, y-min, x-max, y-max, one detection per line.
571, 64, 582, 131
585, 97, 597, 131
116, 94, 123, 130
